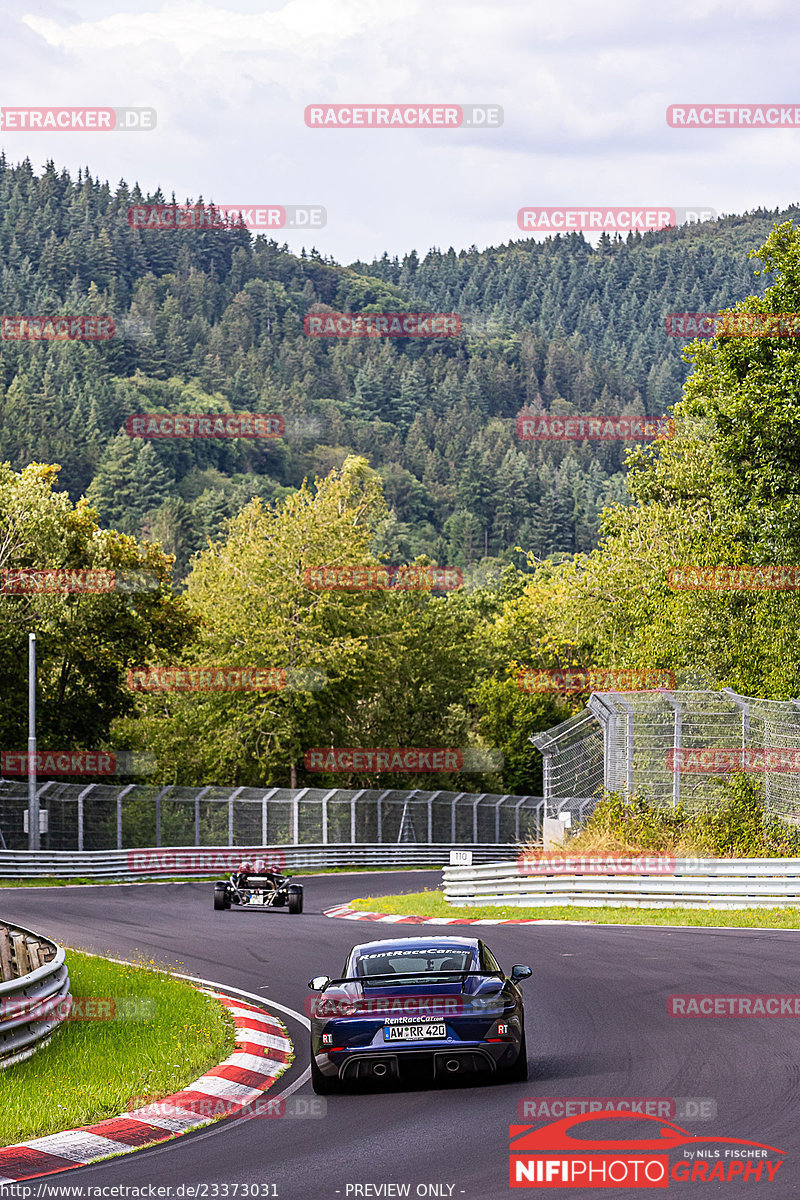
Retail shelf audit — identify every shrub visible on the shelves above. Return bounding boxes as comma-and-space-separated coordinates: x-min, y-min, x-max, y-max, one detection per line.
536, 775, 800, 858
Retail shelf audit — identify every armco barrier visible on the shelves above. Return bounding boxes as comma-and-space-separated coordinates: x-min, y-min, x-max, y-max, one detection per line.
0, 922, 70, 1067
443, 858, 800, 911
0, 843, 514, 880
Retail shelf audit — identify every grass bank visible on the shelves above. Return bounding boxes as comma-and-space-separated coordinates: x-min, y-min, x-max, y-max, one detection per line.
0, 951, 236, 1145
348, 889, 800, 929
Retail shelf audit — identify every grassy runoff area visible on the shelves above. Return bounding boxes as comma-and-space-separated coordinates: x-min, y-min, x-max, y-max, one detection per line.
349, 888, 800, 929
0, 951, 236, 1145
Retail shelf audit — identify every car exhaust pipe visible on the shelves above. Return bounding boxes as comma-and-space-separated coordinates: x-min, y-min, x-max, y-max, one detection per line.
445, 1059, 460, 1073
372, 1061, 388, 1077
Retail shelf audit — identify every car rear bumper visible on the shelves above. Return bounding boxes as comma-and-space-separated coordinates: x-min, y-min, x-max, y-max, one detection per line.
314, 1037, 520, 1082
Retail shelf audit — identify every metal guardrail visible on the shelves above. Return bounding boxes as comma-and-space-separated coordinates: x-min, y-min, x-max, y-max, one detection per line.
0, 843, 518, 880
443, 858, 800, 911
0, 922, 70, 1067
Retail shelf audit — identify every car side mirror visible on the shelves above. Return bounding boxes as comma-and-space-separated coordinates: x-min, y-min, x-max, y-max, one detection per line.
510, 965, 532, 983
308, 975, 331, 991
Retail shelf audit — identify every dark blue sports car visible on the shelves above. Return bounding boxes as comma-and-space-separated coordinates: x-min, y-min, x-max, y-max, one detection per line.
307, 935, 531, 1094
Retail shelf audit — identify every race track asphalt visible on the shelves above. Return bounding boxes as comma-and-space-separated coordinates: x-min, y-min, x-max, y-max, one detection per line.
1, 872, 798, 1199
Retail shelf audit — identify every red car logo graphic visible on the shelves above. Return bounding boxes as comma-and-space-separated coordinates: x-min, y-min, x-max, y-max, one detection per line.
510, 1111, 784, 1155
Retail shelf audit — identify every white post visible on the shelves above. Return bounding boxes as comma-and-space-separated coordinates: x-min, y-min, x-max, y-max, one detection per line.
28, 633, 38, 852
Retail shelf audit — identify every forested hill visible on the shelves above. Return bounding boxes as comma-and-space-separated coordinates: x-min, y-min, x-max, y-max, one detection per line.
0, 154, 794, 579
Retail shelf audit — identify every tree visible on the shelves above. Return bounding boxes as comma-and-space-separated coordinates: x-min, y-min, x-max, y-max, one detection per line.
0, 462, 196, 755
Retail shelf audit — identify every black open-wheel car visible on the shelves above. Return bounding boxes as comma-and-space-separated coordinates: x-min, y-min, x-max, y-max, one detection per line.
214, 865, 304, 914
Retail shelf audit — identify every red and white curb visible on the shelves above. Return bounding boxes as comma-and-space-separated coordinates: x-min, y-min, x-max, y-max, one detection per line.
0, 992, 292, 1182
323, 902, 593, 926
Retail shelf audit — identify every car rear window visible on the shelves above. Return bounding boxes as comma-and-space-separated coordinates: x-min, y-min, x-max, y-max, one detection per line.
355, 948, 474, 976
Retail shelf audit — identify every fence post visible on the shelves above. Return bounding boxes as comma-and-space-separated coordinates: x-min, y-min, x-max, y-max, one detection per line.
514, 796, 530, 843
614, 698, 634, 797
77, 784, 94, 852
154, 786, 172, 848
292, 788, 309, 845
665, 696, 683, 810
451, 793, 465, 842
531, 730, 557, 815
427, 791, 440, 843
261, 788, 278, 845
472, 794, 485, 842
494, 794, 509, 842
321, 789, 337, 845
228, 787, 244, 847
350, 790, 366, 844
193, 787, 210, 848
376, 790, 391, 843
116, 784, 134, 850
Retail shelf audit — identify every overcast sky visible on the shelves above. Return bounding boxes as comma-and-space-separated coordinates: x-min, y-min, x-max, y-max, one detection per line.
3, 0, 799, 264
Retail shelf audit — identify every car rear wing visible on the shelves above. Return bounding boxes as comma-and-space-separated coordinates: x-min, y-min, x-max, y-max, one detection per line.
233, 872, 286, 886
323, 970, 505, 989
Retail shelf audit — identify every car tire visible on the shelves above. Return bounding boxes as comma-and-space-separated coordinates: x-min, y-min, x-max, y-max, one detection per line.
311, 1056, 339, 1094
214, 884, 230, 911
498, 1027, 528, 1083
288, 885, 303, 914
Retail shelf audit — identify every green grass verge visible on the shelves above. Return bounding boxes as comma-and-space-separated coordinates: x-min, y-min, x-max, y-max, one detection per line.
0, 951, 236, 1145
348, 888, 800, 928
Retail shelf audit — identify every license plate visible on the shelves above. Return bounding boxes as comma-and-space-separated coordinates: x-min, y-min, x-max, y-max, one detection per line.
383, 1023, 446, 1041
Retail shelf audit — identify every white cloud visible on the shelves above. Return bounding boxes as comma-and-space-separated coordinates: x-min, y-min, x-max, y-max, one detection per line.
2, 0, 799, 261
